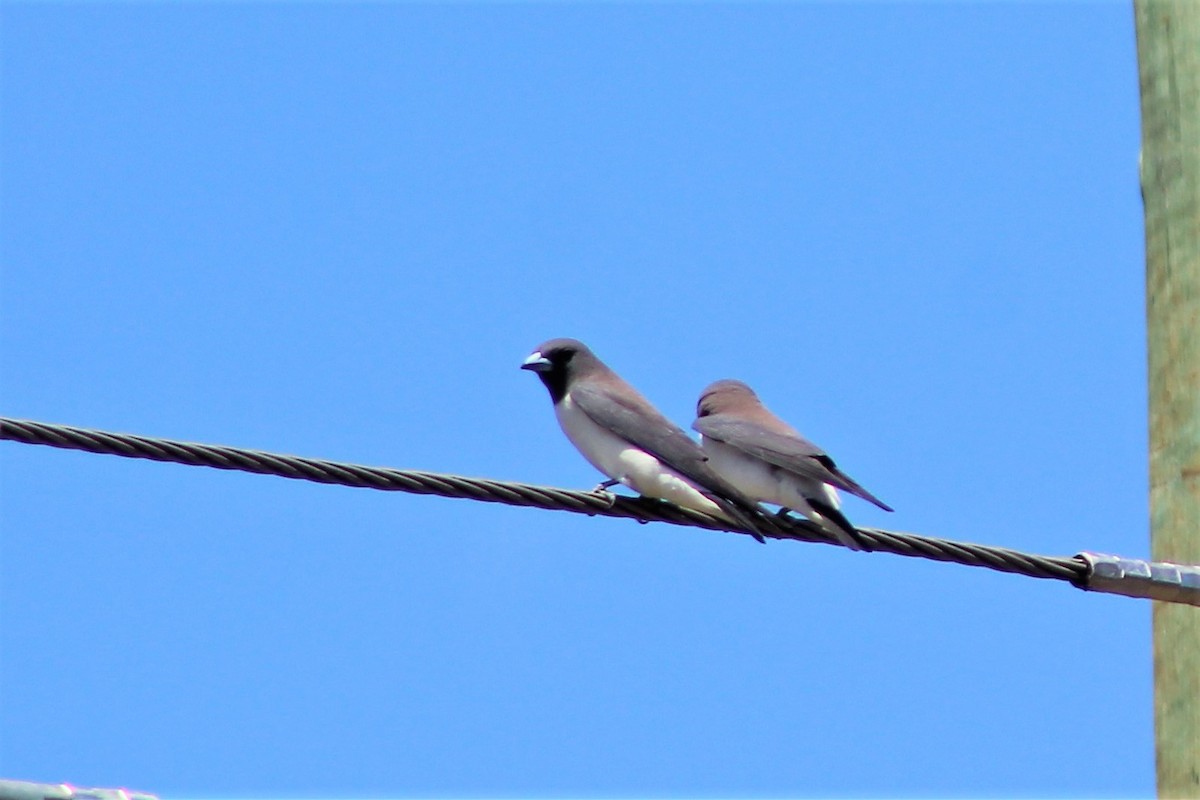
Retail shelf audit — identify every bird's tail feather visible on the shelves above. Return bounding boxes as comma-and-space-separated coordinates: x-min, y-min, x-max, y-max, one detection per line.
808, 497, 872, 551
838, 475, 894, 513
711, 496, 769, 544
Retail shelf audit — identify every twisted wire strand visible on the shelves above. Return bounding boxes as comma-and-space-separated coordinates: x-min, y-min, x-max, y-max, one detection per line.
0, 417, 1088, 586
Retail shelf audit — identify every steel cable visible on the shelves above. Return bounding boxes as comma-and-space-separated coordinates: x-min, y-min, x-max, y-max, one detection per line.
1, 417, 1088, 586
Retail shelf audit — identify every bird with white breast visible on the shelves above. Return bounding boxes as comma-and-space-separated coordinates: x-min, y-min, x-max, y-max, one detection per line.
694, 379, 892, 551
522, 339, 771, 542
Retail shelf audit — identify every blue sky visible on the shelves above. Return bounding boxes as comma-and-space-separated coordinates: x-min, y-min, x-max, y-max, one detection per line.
1, 3, 1150, 797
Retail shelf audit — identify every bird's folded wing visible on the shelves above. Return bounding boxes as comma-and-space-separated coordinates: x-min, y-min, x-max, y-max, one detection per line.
572, 383, 722, 488
570, 383, 765, 505
694, 414, 893, 512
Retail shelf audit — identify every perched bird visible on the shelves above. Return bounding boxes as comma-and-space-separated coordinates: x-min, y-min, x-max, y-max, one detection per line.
522, 338, 770, 542
693, 379, 892, 551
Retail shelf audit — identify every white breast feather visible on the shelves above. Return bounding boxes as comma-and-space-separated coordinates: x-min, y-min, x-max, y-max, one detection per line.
555, 395, 725, 517
701, 435, 841, 516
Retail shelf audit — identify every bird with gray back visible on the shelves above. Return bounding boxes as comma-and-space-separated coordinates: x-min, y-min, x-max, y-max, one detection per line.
522, 339, 770, 542
693, 379, 893, 551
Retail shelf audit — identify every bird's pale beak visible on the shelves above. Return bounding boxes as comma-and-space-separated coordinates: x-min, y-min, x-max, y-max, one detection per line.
521, 353, 552, 372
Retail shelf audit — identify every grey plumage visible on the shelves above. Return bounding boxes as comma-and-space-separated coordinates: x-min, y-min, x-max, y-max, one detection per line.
694, 379, 892, 551
522, 339, 770, 542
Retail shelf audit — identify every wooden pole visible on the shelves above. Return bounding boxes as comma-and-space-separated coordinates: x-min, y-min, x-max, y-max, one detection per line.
1134, 1, 1200, 795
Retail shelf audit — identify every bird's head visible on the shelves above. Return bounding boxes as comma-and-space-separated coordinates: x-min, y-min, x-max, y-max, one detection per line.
522, 338, 595, 403
696, 379, 759, 418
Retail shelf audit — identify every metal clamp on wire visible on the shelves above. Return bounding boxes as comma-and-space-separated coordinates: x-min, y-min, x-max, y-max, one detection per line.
1077, 552, 1200, 607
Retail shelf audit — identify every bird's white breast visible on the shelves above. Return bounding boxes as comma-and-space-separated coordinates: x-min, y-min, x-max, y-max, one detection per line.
555, 395, 723, 515
701, 436, 840, 511
554, 395, 642, 480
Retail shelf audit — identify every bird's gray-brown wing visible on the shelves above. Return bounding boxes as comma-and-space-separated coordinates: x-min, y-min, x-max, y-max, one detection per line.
694, 414, 893, 512
571, 383, 769, 536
